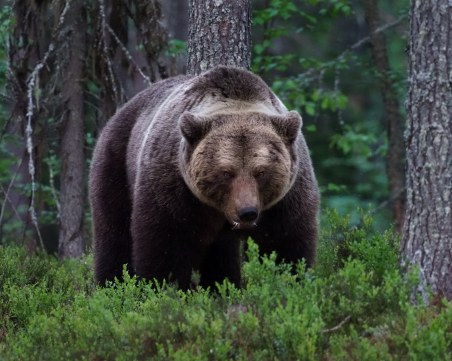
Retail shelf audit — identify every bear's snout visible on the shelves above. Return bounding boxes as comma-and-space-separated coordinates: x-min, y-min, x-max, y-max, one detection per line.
224, 175, 261, 229
238, 207, 259, 223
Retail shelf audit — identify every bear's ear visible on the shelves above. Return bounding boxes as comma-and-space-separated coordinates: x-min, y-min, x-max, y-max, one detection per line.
271, 111, 302, 144
179, 112, 212, 145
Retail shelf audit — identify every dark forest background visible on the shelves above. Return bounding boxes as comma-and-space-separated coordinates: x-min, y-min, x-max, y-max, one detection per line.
0, 0, 409, 254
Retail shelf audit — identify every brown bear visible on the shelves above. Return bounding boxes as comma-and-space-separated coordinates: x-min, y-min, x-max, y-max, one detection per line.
89, 66, 319, 289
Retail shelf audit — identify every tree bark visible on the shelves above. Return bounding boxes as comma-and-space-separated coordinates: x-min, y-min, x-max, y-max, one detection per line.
187, 0, 251, 75
364, 0, 406, 233
58, 2, 86, 258
402, 0, 452, 300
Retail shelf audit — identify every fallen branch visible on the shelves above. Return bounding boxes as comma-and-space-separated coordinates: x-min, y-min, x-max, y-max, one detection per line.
322, 315, 351, 334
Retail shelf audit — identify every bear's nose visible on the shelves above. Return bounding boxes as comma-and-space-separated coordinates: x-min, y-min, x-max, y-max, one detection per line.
238, 207, 259, 223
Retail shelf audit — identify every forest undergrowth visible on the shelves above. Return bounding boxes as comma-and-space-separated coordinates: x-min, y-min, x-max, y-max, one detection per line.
0, 210, 451, 361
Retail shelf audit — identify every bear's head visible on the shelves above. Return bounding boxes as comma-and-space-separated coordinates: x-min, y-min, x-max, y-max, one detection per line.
179, 111, 301, 229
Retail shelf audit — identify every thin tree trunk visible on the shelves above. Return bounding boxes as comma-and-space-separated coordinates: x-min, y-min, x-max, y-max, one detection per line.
132, 0, 169, 81
402, 0, 452, 300
187, 0, 251, 75
162, 0, 189, 41
364, 0, 406, 232
7, 0, 48, 251
58, 2, 86, 258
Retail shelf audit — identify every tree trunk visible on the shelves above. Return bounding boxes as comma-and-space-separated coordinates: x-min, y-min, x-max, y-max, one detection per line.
7, 0, 49, 250
94, 0, 169, 129
161, 0, 189, 74
162, 0, 189, 41
402, 0, 452, 300
5, 0, 170, 253
58, 2, 86, 258
364, 0, 406, 233
187, 0, 251, 75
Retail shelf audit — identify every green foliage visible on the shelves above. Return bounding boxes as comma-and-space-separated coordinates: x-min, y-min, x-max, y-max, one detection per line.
0, 5, 14, 156
166, 39, 187, 59
0, 0, 410, 243
252, 0, 409, 229
1, 212, 450, 360
0, 5, 12, 83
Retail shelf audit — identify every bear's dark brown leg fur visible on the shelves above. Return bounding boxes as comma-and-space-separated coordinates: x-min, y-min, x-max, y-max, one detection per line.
252, 181, 318, 269
199, 227, 242, 289
90, 140, 133, 284
130, 194, 203, 290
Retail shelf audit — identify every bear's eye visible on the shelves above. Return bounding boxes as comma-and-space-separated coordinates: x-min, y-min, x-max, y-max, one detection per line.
223, 171, 234, 179
255, 170, 265, 179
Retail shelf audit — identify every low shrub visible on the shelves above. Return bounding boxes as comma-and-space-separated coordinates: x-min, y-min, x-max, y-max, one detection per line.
0, 211, 450, 360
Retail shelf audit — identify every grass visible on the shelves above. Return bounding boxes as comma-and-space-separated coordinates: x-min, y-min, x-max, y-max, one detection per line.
0, 210, 451, 360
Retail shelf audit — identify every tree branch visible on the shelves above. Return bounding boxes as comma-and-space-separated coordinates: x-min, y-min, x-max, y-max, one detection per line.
322, 315, 351, 334
21, 0, 71, 250
0, 157, 25, 231
298, 14, 408, 81
105, 23, 151, 86
25, 45, 55, 250
98, 0, 122, 104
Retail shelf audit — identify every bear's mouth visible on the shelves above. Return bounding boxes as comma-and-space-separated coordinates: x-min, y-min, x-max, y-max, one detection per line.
231, 220, 258, 230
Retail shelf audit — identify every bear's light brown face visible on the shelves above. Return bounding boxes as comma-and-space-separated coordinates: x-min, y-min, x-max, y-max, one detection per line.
180, 111, 301, 229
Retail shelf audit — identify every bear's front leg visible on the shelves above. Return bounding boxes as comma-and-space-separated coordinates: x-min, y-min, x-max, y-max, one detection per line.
253, 193, 318, 269
130, 202, 202, 290
199, 226, 242, 289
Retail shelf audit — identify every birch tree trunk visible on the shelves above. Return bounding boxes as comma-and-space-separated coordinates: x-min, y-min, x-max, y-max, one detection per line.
402, 0, 452, 300
187, 0, 251, 75
58, 2, 86, 258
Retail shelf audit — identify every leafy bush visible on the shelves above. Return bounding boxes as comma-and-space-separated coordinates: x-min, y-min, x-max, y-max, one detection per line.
0, 212, 451, 360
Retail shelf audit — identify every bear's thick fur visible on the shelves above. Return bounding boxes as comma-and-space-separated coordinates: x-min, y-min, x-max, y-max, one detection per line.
89, 66, 319, 289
